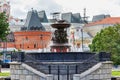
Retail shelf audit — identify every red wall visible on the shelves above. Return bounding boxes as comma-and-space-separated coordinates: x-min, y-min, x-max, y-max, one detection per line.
0, 42, 15, 48
0, 31, 52, 50
14, 31, 52, 50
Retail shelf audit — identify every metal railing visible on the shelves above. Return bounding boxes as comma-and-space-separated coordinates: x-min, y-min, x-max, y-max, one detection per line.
11, 52, 110, 62
21, 52, 99, 74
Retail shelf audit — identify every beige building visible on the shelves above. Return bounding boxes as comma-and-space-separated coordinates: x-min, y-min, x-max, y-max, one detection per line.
83, 17, 120, 37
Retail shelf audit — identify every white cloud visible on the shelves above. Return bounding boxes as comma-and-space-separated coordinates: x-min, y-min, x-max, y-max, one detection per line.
10, 0, 62, 19
54, 0, 120, 20
10, 0, 120, 20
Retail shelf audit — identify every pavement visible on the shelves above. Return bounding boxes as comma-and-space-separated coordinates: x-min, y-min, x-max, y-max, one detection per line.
0, 68, 10, 73
0, 65, 119, 73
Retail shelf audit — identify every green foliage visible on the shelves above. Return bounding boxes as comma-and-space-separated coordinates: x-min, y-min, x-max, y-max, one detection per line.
0, 72, 10, 76
89, 24, 120, 64
112, 71, 120, 76
0, 12, 9, 41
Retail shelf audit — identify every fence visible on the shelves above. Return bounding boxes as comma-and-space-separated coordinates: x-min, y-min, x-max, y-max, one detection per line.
11, 52, 110, 62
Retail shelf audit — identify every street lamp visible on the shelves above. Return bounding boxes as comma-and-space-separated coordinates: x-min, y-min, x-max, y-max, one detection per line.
3, 40, 7, 63
40, 34, 44, 52
81, 28, 84, 51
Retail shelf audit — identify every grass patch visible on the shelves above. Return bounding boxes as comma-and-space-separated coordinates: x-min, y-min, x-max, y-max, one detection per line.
0, 72, 10, 76
112, 71, 120, 76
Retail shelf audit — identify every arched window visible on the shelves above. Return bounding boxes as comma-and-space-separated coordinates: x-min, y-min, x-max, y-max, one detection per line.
34, 44, 36, 48
26, 37, 28, 40
20, 44, 22, 48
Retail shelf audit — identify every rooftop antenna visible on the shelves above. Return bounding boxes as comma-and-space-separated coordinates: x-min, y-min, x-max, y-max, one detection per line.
82, 8, 89, 23
31, 8, 33, 11
83, 8, 86, 20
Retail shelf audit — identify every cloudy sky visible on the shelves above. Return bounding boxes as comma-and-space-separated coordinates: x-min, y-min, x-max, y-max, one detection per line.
10, 0, 120, 20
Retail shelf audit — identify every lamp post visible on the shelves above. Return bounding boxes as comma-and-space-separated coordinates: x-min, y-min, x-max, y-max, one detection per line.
40, 34, 44, 52
22, 39, 24, 50
3, 41, 7, 63
81, 28, 84, 51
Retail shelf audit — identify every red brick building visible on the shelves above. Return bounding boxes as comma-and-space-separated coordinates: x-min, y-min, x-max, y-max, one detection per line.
0, 10, 52, 51
14, 31, 51, 50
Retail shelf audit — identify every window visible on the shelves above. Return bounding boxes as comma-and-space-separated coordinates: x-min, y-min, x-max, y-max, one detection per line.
26, 37, 28, 40
20, 44, 22, 48
34, 44, 36, 48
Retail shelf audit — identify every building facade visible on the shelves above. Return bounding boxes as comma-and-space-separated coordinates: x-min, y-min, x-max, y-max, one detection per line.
84, 17, 120, 37
0, 0, 10, 17
14, 31, 51, 50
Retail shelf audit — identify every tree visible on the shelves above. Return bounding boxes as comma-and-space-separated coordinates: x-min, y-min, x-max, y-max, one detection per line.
0, 12, 9, 41
89, 24, 120, 64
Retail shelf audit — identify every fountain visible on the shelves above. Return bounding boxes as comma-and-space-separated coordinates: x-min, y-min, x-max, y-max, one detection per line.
50, 20, 71, 52
10, 20, 111, 80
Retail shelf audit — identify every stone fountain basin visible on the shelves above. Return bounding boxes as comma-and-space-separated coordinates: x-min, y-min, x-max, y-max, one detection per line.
51, 23, 70, 29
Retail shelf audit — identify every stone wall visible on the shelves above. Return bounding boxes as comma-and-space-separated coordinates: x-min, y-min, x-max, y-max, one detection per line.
10, 61, 112, 80
10, 62, 48, 80
73, 61, 113, 80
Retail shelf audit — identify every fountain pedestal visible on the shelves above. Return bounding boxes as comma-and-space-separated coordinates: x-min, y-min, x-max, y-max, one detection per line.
50, 20, 71, 52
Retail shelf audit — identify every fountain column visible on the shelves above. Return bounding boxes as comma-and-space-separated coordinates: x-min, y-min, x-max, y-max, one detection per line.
50, 20, 71, 52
